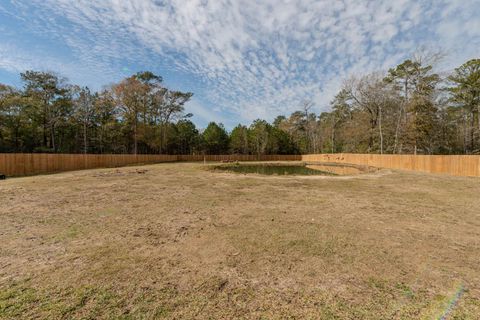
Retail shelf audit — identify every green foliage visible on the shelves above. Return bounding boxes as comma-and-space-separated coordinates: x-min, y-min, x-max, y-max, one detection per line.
447, 59, 480, 153
230, 124, 249, 154
202, 122, 229, 154
248, 119, 271, 155
1, 58, 480, 155
0, 71, 196, 154
175, 120, 200, 154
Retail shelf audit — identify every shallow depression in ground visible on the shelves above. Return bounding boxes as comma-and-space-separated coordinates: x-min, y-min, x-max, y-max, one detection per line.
210, 161, 376, 176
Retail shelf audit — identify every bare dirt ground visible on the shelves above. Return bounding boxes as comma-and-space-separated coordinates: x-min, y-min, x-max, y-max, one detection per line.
1, 162, 479, 319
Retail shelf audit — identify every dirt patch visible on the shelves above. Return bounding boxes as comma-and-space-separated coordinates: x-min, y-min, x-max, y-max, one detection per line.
306, 162, 377, 175
1, 162, 479, 319
91, 168, 149, 178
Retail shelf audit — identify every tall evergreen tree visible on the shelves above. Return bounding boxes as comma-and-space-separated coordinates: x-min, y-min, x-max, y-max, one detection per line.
447, 59, 480, 154
202, 122, 229, 154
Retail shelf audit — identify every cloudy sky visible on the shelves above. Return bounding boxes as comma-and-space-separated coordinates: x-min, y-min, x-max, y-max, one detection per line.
0, 0, 479, 128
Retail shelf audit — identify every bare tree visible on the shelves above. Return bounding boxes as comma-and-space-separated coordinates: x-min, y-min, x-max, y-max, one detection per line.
344, 73, 393, 153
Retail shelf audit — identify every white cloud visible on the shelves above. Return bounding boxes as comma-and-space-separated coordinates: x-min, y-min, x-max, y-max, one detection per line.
2, 0, 479, 126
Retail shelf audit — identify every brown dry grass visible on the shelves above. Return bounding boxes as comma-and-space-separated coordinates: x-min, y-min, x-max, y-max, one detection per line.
1, 162, 479, 319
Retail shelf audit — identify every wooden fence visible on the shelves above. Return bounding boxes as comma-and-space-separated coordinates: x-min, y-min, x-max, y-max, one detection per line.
177, 154, 301, 162
301, 154, 480, 177
1, 153, 479, 177
0, 154, 177, 177
0, 153, 300, 177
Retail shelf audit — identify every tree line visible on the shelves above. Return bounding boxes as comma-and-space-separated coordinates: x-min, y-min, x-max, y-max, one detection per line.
0, 57, 479, 155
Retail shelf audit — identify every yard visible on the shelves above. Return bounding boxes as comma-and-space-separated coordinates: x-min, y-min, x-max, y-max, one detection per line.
1, 162, 479, 319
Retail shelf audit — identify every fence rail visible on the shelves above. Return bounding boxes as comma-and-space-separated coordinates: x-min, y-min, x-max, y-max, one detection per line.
0, 153, 479, 177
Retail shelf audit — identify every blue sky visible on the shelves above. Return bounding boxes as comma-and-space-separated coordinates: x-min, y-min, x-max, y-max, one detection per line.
0, 0, 479, 129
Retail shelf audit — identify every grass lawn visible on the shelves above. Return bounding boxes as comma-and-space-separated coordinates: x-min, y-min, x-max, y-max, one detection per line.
1, 162, 479, 319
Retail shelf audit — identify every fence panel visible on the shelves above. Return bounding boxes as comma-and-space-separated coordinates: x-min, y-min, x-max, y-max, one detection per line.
1, 153, 479, 177
0, 153, 178, 177
301, 153, 480, 177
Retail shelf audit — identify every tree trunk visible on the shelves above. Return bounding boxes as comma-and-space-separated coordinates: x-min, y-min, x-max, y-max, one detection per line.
133, 119, 138, 155
331, 130, 335, 153
83, 121, 88, 154
51, 124, 56, 152
463, 109, 468, 154
331, 120, 335, 153
379, 105, 383, 154
369, 116, 377, 153
393, 108, 401, 153
478, 105, 480, 150
471, 108, 475, 152
43, 104, 48, 148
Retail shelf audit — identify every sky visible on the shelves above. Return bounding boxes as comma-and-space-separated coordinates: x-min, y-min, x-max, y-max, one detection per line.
0, 0, 479, 129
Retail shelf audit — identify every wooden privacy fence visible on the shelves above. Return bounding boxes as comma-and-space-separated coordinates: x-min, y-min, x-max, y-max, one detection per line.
0, 153, 300, 177
177, 154, 301, 161
301, 154, 480, 177
0, 154, 177, 177
0, 153, 479, 177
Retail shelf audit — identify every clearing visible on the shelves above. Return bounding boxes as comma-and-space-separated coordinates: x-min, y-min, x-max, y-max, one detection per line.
0, 162, 479, 319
